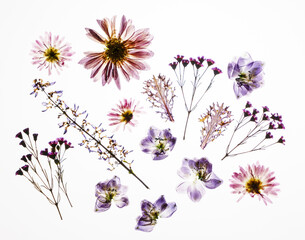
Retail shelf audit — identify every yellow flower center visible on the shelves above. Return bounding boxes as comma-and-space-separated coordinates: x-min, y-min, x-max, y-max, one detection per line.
44, 47, 60, 63
121, 109, 133, 123
105, 37, 128, 64
245, 178, 263, 194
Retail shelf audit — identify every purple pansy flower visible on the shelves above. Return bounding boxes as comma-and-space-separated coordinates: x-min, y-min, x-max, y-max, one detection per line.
176, 157, 222, 202
140, 127, 176, 160
95, 176, 129, 212
135, 195, 177, 232
228, 53, 264, 98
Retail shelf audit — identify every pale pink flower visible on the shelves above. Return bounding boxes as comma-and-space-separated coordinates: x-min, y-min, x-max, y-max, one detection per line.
230, 162, 280, 205
79, 15, 154, 89
108, 99, 141, 131
31, 32, 74, 75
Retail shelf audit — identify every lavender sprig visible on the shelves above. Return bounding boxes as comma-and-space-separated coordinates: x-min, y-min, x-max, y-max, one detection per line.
143, 74, 176, 122
15, 128, 73, 220
199, 103, 233, 150
221, 101, 285, 160
170, 55, 222, 140
31, 79, 149, 189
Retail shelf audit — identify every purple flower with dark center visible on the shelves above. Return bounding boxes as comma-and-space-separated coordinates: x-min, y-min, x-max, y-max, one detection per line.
15, 169, 23, 176
40, 148, 49, 156
245, 101, 252, 108
140, 127, 176, 160
21, 165, 29, 172
64, 141, 73, 149
271, 113, 282, 122
198, 56, 205, 63
48, 152, 57, 159
212, 67, 222, 75
228, 53, 264, 98
189, 57, 197, 65
95, 176, 129, 212
16, 132, 23, 139
262, 106, 269, 112
49, 140, 58, 148
262, 114, 269, 121
176, 158, 222, 202
265, 132, 273, 139
169, 62, 178, 70
182, 59, 189, 67
277, 123, 285, 129
206, 59, 215, 66
252, 108, 259, 115
243, 109, 251, 117
195, 62, 202, 69
135, 195, 177, 232
175, 55, 184, 62
57, 137, 65, 145
269, 122, 276, 129
250, 115, 257, 122
278, 136, 285, 144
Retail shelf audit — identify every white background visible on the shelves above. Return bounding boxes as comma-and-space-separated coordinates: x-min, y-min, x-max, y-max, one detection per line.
1, 0, 304, 239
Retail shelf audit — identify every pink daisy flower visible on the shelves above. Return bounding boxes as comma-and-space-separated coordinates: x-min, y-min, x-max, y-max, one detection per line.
108, 99, 141, 130
31, 32, 74, 75
230, 162, 280, 205
79, 15, 154, 89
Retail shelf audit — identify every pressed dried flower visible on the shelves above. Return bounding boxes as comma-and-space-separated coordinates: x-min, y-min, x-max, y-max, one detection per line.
199, 103, 233, 150
31, 32, 74, 75
135, 195, 177, 232
230, 162, 280, 205
228, 53, 264, 98
143, 74, 175, 122
79, 15, 153, 89
95, 176, 129, 212
108, 98, 141, 131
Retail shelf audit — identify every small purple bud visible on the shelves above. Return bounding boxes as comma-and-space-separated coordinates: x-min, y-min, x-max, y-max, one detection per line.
16, 132, 23, 139
278, 136, 285, 144
277, 123, 285, 129
265, 132, 273, 139
206, 59, 215, 66
271, 113, 282, 122
174, 55, 184, 63
190, 58, 197, 65
21, 165, 29, 172
182, 59, 189, 67
40, 148, 49, 156
56, 137, 65, 145
250, 115, 257, 122
48, 152, 57, 159
245, 101, 252, 108
65, 142, 73, 150
262, 106, 269, 112
269, 122, 276, 129
16, 169, 23, 176
169, 62, 178, 70
33, 133, 38, 141
262, 114, 269, 121
23, 128, 30, 135
19, 140, 26, 148
49, 140, 58, 147
252, 108, 259, 115
243, 109, 252, 117
21, 155, 27, 162
212, 67, 222, 75
198, 56, 205, 63
195, 62, 203, 69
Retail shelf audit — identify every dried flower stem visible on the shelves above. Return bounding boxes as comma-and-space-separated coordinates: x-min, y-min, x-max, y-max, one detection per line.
42, 89, 149, 189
